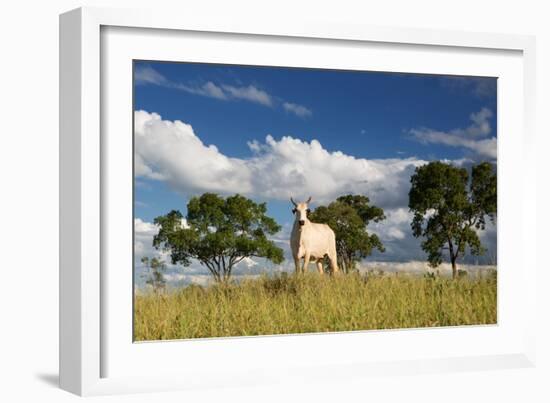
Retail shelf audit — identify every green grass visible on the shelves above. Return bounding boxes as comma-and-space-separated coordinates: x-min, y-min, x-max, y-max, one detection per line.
134, 271, 497, 341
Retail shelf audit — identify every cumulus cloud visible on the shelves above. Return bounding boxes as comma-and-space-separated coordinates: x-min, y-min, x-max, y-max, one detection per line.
134, 217, 188, 260
134, 110, 253, 194
410, 108, 496, 159
371, 208, 411, 241
134, 218, 157, 257
135, 110, 427, 207
283, 102, 313, 118
134, 110, 497, 279
370, 208, 425, 262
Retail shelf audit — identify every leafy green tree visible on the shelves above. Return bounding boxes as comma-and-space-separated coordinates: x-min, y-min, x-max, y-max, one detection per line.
153, 193, 284, 283
310, 195, 385, 273
408, 161, 496, 278
141, 256, 167, 292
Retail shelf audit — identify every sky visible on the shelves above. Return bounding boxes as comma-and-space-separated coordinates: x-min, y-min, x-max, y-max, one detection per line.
133, 60, 497, 288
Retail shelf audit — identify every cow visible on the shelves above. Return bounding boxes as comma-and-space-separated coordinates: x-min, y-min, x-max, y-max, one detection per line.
290, 197, 339, 274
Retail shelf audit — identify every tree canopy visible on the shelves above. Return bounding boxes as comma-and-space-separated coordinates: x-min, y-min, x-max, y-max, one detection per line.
153, 193, 284, 282
309, 195, 385, 273
408, 161, 496, 278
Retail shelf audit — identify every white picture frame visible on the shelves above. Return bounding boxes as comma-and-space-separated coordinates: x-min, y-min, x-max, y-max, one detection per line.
59, 6, 537, 396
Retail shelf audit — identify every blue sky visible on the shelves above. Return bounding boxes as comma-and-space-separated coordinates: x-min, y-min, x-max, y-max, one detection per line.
133, 60, 497, 286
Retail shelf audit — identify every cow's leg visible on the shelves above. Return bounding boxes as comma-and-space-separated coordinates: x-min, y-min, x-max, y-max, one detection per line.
316, 259, 324, 275
329, 252, 339, 274
302, 252, 311, 273
293, 256, 301, 274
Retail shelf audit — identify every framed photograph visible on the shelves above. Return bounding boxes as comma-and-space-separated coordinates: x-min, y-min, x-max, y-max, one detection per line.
60, 7, 537, 396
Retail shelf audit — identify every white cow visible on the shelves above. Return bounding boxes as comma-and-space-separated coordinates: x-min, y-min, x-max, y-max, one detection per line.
290, 197, 339, 274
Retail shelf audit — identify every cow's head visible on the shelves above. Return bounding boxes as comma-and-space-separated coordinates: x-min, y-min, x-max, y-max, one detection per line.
290, 197, 312, 226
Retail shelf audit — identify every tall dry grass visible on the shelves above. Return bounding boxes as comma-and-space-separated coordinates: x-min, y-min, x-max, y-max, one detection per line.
134, 271, 497, 341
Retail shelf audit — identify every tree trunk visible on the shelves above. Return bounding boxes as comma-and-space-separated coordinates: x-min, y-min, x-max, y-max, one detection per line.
448, 239, 457, 279
344, 256, 351, 274
451, 258, 457, 279
338, 253, 346, 273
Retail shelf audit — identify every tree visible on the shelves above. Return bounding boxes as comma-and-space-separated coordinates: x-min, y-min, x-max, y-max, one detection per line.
408, 161, 496, 278
309, 195, 385, 273
141, 256, 167, 292
153, 193, 284, 283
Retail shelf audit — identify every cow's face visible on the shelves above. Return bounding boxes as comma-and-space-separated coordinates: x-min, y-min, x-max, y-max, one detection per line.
291, 197, 311, 226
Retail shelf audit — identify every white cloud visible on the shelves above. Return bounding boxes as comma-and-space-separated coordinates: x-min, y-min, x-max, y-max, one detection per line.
134, 111, 497, 276
134, 217, 161, 258
174, 81, 228, 100
134, 66, 313, 113
247, 139, 262, 153
236, 257, 259, 269
440, 76, 497, 98
370, 208, 425, 262
134, 65, 275, 107
175, 81, 272, 104
221, 84, 273, 106
135, 217, 159, 236
410, 108, 496, 159
174, 81, 273, 105
358, 261, 496, 276
135, 110, 428, 207
134, 66, 168, 86
283, 102, 312, 118
464, 108, 493, 137
134, 110, 253, 194
371, 208, 411, 241
134, 217, 187, 259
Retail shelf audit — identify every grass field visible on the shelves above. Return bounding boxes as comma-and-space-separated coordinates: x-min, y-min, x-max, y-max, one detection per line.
134, 271, 497, 341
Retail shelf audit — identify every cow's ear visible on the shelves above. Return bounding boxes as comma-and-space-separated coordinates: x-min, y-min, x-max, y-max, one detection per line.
292, 208, 297, 214
306, 208, 311, 215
